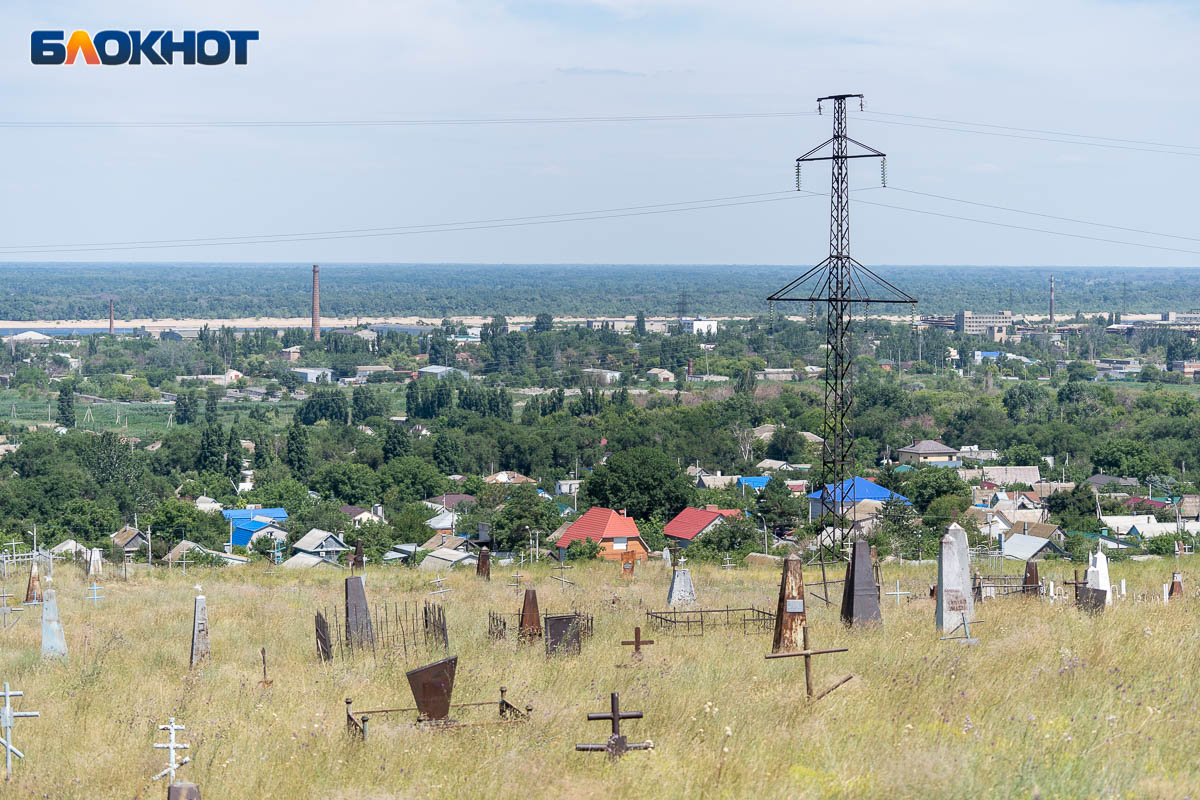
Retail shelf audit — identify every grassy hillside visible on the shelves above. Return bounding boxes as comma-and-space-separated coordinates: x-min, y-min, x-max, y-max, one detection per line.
1, 557, 1197, 799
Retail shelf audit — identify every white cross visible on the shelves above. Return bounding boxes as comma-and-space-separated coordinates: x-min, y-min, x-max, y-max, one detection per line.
87, 583, 104, 606
152, 717, 191, 782
885, 580, 911, 606
1, 682, 39, 779
429, 576, 450, 596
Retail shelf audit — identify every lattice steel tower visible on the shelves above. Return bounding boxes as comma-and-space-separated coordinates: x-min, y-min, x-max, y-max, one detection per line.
768, 94, 915, 540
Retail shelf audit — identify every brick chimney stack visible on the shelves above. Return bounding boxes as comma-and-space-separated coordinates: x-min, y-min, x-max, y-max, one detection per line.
311, 264, 321, 342
108, 299, 114, 336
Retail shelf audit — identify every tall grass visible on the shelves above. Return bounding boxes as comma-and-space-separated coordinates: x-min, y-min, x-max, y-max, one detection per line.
1, 557, 1197, 799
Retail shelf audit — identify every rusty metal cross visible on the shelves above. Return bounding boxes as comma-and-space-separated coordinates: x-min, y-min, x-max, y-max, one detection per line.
620, 626, 655, 661
575, 692, 651, 759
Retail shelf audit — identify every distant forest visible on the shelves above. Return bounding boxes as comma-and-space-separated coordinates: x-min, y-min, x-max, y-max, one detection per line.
0, 262, 1196, 321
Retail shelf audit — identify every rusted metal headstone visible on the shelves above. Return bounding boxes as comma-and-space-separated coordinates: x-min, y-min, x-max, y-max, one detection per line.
544, 614, 582, 656
345, 576, 374, 647
314, 611, 332, 661
1169, 571, 1184, 600
620, 626, 654, 662
1023, 560, 1041, 595
24, 563, 41, 605
1077, 585, 1107, 614
840, 539, 881, 627
351, 539, 365, 572
575, 692, 651, 759
518, 589, 542, 641
477, 547, 491, 581
771, 553, 805, 654
190, 594, 209, 668
620, 550, 636, 581
406, 655, 458, 722
167, 783, 202, 800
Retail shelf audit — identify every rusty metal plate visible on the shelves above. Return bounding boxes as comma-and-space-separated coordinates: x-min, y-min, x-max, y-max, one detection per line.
406, 655, 458, 721
544, 614, 582, 656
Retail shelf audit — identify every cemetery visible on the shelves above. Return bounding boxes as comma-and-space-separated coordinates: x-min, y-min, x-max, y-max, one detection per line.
0, 544, 1199, 797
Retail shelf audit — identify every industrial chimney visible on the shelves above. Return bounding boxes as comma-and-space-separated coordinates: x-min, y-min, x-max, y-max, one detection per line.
108, 299, 114, 336
1049, 275, 1055, 328
311, 264, 321, 342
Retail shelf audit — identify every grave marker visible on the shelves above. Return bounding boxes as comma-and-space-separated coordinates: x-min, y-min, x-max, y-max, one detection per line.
620, 626, 654, 662
1078, 585, 1107, 614
1169, 571, 1184, 600
662, 547, 672, 569
0, 593, 21, 631
477, 547, 491, 581
24, 562, 41, 605
167, 784, 202, 800
620, 550, 636, 581
507, 570, 523, 589
258, 647, 272, 688
0, 682, 39, 780
429, 575, 450, 596
940, 612, 983, 645
151, 718, 191, 783
1023, 560, 1041, 596
406, 655, 457, 722
764, 625, 851, 700
314, 611, 332, 662
87, 582, 104, 606
552, 558, 574, 588
86, 548, 103, 578
574, 692, 651, 759
840, 539, 881, 627
770, 553, 805, 654
544, 614, 583, 656
350, 539, 365, 572
667, 567, 697, 608
190, 594, 209, 668
345, 576, 374, 647
518, 589, 542, 641
936, 525, 973, 632
1085, 546, 1112, 606
40, 590, 67, 660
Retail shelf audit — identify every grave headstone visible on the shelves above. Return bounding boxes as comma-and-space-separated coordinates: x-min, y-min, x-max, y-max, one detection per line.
24, 563, 41, 605
667, 567, 697, 607
190, 595, 209, 668
40, 589, 66, 660
1085, 547, 1112, 606
167, 784, 202, 800
477, 547, 491, 581
770, 553, 805, 654
662, 547, 672, 569
314, 611, 332, 661
1023, 560, 1040, 595
840, 539, 881, 626
86, 548, 103, 578
620, 551, 636, 581
936, 525, 973, 632
518, 589, 542, 640
544, 614, 583, 656
406, 655, 457, 722
344, 576, 374, 647
1169, 571, 1184, 600
1077, 585, 1107, 613
351, 539, 365, 571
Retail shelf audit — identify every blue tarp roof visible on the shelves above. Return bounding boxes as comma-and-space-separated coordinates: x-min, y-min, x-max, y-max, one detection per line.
738, 476, 770, 490
229, 518, 278, 548
808, 477, 911, 505
222, 508, 287, 522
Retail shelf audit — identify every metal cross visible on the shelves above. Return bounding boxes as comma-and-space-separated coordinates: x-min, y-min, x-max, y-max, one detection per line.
151, 717, 191, 783
429, 576, 450, 596
176, 553, 193, 574
508, 571, 523, 588
0, 682, 39, 780
940, 612, 985, 645
0, 594, 21, 631
764, 625, 850, 699
620, 626, 655, 661
574, 692, 650, 759
885, 580, 910, 606
553, 559, 574, 589
721, 555, 735, 570
86, 582, 104, 606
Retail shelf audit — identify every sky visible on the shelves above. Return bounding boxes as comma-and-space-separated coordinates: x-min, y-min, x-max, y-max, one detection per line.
1, 0, 1198, 266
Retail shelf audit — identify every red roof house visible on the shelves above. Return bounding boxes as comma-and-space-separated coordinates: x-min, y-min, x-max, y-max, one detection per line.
663, 506, 742, 545
554, 507, 648, 561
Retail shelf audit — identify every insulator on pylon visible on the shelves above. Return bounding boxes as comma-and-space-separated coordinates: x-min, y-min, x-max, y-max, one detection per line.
859, 98, 865, 111
795, 163, 802, 191
880, 157, 887, 187
817, 101, 823, 115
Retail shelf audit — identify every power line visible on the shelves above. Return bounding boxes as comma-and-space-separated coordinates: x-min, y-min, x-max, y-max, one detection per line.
0, 191, 814, 255
0, 111, 816, 129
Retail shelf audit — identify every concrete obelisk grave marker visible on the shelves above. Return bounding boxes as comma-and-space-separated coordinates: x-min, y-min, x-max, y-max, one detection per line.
190, 591, 209, 668
40, 589, 67, 660
1085, 546, 1112, 606
936, 524, 974, 632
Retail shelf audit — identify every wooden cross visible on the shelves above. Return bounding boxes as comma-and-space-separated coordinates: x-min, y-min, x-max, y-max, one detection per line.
0, 682, 39, 780
764, 625, 850, 700
574, 692, 651, 759
885, 580, 910, 606
553, 559, 574, 588
151, 717, 191, 783
429, 576, 450, 596
508, 571, 523, 588
620, 626, 655, 661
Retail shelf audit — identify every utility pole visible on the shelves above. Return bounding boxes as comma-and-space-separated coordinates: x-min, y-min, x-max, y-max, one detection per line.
768, 94, 915, 555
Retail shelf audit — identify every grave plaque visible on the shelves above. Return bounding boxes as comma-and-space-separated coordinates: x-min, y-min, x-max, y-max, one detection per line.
667, 568, 697, 607
167, 784, 202, 800
620, 551, 636, 581
1078, 585, 1107, 614
545, 614, 582, 656
1023, 560, 1040, 595
314, 612, 332, 662
1169, 571, 1184, 600
406, 655, 458, 722
477, 547, 491, 581
518, 589, 542, 640
936, 525, 974, 632
40, 589, 67, 660
190, 595, 209, 668
840, 540, 881, 627
771, 553, 806, 654
24, 563, 41, 605
344, 576, 374, 647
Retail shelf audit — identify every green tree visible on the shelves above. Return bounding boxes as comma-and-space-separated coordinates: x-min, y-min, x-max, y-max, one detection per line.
533, 313, 553, 333
757, 475, 801, 531
311, 462, 381, 506
196, 422, 225, 474
581, 447, 694, 521
382, 423, 412, 461
351, 385, 390, 424
490, 484, 564, 550
1006, 443, 1042, 466
56, 382, 75, 428
298, 387, 349, 425
906, 467, 969, 513
284, 417, 312, 478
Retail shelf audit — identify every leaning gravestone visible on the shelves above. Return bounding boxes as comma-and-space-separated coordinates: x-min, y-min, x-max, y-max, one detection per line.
667, 567, 697, 607
840, 539, 881, 626
190, 594, 210, 668
936, 526, 973, 632
41, 589, 67, 659
1085, 547, 1112, 606
345, 576, 374, 647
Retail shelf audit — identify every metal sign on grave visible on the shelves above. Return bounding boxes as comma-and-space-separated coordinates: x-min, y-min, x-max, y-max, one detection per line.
544, 614, 582, 656
406, 655, 458, 722
620, 550, 636, 581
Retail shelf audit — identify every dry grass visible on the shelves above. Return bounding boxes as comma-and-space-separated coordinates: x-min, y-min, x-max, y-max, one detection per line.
3, 557, 1200, 799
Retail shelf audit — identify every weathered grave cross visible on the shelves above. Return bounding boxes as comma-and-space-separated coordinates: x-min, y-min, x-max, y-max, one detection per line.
764, 627, 850, 700
885, 580, 910, 606
940, 612, 984, 645
152, 717, 191, 783
0, 593, 21, 630
0, 682, 39, 779
620, 626, 654, 662
721, 555, 735, 570
87, 582, 104, 606
508, 571, 523, 589
553, 559, 574, 589
574, 692, 651, 759
429, 576, 450, 596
